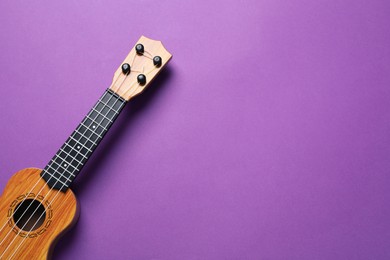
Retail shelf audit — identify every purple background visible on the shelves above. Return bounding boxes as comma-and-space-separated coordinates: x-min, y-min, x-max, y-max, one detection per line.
1, 0, 390, 259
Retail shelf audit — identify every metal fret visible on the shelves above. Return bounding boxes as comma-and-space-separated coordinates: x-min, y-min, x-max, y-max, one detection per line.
42, 170, 70, 187
68, 135, 93, 153
50, 155, 79, 176
45, 163, 73, 182
74, 129, 98, 146
58, 147, 85, 166
76, 124, 103, 141
41, 89, 127, 192
62, 142, 88, 160
96, 98, 122, 115
91, 108, 113, 123
80, 121, 106, 134
84, 115, 109, 131
45, 174, 68, 187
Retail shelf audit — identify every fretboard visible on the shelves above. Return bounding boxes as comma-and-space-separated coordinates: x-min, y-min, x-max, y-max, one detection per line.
41, 89, 127, 192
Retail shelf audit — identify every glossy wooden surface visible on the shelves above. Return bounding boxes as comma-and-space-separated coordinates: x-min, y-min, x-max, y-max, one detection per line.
0, 168, 78, 259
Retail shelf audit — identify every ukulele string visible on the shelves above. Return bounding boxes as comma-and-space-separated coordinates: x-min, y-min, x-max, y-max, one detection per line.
0, 51, 145, 245
0, 178, 41, 235
0, 83, 126, 245
4, 95, 124, 258
3, 93, 124, 258
143, 50, 154, 59
123, 66, 158, 98
0, 87, 122, 239
112, 71, 140, 97
0, 169, 76, 256
116, 52, 137, 94
124, 47, 160, 98
0, 167, 74, 252
115, 72, 128, 95
0, 144, 89, 255
5, 48, 159, 257
8, 193, 72, 260
1, 91, 124, 258
1, 52, 143, 247
0, 91, 109, 252
121, 49, 158, 98
0, 162, 75, 245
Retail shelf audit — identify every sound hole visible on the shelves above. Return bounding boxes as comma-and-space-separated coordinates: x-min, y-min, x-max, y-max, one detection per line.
13, 199, 46, 231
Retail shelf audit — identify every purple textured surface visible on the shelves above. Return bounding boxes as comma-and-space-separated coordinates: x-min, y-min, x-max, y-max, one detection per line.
1, 0, 390, 259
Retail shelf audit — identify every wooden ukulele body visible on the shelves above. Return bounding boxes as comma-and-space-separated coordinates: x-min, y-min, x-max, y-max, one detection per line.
0, 36, 171, 258
0, 168, 79, 259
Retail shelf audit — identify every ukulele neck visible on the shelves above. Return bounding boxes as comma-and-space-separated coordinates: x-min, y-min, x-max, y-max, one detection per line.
40, 89, 127, 192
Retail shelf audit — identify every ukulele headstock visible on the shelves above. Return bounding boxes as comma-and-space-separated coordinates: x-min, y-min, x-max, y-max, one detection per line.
109, 36, 172, 101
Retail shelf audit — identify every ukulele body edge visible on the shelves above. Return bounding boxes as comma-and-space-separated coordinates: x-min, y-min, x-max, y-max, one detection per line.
0, 168, 79, 259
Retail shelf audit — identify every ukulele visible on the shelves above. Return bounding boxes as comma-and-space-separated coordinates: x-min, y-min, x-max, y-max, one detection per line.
0, 36, 172, 259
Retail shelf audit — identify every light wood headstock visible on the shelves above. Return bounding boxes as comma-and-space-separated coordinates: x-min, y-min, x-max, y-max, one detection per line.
109, 36, 172, 101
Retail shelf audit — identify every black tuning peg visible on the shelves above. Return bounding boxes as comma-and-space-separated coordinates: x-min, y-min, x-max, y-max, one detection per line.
153, 56, 162, 67
137, 74, 146, 85
135, 44, 144, 55
121, 63, 131, 75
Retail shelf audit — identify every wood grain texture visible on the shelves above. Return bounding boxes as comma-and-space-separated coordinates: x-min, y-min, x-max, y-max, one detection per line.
0, 168, 79, 259
109, 35, 172, 101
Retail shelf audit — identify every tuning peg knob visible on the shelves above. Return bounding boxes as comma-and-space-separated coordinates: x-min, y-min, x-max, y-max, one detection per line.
135, 44, 144, 55
153, 56, 162, 67
121, 63, 131, 75
137, 74, 146, 85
